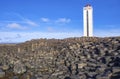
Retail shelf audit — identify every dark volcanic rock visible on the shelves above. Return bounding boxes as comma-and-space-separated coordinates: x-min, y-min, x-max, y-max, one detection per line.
0, 37, 120, 79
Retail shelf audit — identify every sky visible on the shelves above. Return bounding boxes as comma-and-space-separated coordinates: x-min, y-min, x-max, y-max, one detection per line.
0, 0, 120, 43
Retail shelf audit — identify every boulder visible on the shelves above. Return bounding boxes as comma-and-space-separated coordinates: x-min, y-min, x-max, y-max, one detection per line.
13, 61, 26, 74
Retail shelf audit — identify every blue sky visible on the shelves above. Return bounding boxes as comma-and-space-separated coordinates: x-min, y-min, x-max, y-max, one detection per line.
0, 0, 120, 42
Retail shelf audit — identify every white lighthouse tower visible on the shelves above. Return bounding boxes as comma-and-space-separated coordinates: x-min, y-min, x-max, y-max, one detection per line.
83, 4, 93, 37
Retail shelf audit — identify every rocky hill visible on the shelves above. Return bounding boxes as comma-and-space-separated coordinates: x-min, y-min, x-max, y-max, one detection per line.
0, 37, 120, 79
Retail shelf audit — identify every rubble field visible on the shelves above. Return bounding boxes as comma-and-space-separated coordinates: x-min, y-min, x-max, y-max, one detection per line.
0, 37, 120, 79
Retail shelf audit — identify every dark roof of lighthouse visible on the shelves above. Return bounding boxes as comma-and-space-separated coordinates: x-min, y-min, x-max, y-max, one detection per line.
85, 4, 91, 7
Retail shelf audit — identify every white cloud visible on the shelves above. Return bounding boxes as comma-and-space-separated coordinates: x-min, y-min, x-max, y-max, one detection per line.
47, 27, 54, 32
11, 13, 38, 26
41, 18, 50, 22
6, 23, 27, 30
25, 19, 38, 26
40, 17, 71, 24
55, 18, 71, 23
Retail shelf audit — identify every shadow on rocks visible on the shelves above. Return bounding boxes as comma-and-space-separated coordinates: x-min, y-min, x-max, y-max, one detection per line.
64, 76, 71, 79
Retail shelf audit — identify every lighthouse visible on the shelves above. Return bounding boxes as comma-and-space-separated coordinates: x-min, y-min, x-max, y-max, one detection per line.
83, 4, 93, 37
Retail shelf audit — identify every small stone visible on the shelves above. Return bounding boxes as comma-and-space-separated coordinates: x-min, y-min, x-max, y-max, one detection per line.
2, 65, 9, 71
111, 72, 120, 79
78, 63, 87, 69
52, 71, 64, 76
0, 69, 5, 78
112, 67, 120, 73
